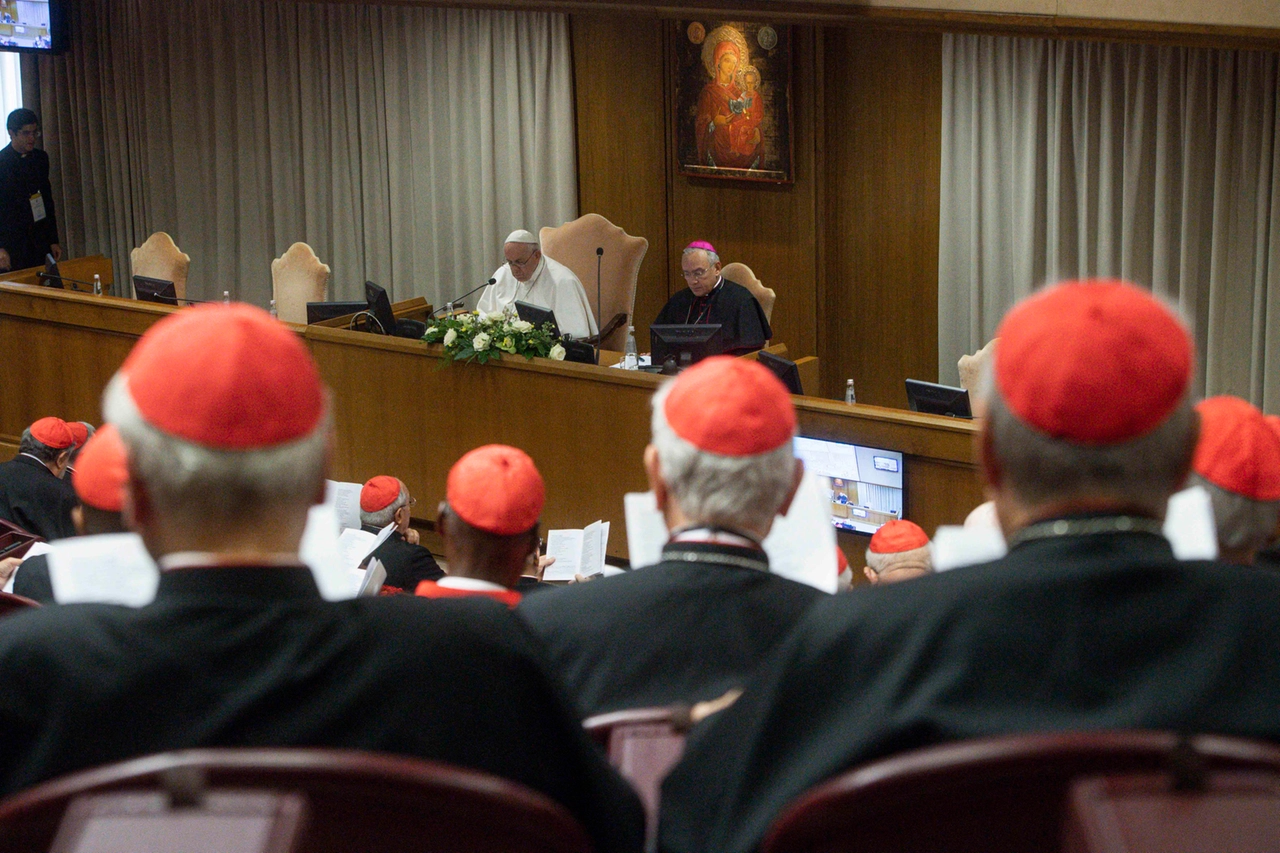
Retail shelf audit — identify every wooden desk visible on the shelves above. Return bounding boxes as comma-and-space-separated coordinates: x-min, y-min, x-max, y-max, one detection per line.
3, 255, 115, 295
0, 282, 984, 565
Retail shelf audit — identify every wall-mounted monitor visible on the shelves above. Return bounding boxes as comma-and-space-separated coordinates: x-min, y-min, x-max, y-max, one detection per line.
793, 435, 905, 536
0, 0, 68, 53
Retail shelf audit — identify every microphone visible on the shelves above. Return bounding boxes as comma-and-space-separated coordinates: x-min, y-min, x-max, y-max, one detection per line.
595, 247, 603, 354
434, 278, 496, 317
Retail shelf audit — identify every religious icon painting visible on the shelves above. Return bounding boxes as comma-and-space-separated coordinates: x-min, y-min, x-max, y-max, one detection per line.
673, 21, 793, 183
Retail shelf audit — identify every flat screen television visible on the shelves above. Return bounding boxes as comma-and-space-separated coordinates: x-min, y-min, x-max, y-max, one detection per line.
363, 280, 425, 338
650, 323, 724, 370
757, 350, 803, 395
0, 0, 68, 53
905, 379, 972, 418
514, 300, 560, 338
793, 435, 906, 536
133, 275, 177, 305
306, 301, 365, 324
39, 253, 63, 288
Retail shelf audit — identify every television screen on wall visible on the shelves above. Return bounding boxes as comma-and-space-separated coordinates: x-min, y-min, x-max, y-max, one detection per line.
0, 0, 67, 54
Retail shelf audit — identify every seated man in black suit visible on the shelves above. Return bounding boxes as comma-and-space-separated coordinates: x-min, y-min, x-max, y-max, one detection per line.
11, 424, 131, 603
519, 355, 825, 717
653, 241, 771, 356
358, 475, 444, 592
0, 304, 644, 853
659, 280, 1280, 853
0, 416, 79, 541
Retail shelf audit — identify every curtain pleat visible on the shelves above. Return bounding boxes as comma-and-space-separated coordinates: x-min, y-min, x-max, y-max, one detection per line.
940, 35, 1280, 412
30, 0, 577, 308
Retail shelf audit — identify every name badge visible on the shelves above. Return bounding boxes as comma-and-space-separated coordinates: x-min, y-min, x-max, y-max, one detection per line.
29, 193, 46, 223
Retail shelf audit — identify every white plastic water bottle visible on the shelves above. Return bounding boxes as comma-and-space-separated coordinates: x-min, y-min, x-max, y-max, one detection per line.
92, 274, 102, 296
222, 290, 231, 304
622, 325, 639, 370
269, 299, 278, 318
845, 378, 856, 405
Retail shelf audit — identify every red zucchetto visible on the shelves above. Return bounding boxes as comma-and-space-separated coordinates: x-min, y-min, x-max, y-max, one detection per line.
663, 356, 795, 457
447, 445, 545, 536
360, 476, 402, 513
118, 304, 325, 449
868, 519, 930, 554
31, 417, 75, 450
72, 425, 128, 513
994, 280, 1192, 445
67, 421, 89, 448
1193, 396, 1280, 502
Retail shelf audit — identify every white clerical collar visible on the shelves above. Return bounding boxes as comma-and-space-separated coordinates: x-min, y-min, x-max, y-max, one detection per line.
437, 575, 507, 592
159, 551, 303, 571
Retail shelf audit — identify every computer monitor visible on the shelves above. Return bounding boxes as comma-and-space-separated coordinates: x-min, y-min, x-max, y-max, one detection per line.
650, 324, 724, 370
40, 254, 63, 288
133, 276, 177, 305
363, 281, 426, 339
792, 436, 906, 536
514, 301, 561, 338
905, 379, 972, 418
757, 350, 803, 396
306, 301, 366, 324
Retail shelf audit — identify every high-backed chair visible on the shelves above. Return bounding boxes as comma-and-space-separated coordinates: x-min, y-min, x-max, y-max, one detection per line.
130, 232, 190, 301
0, 591, 40, 618
760, 731, 1280, 853
540, 214, 648, 351
271, 243, 331, 325
720, 261, 776, 323
0, 748, 592, 853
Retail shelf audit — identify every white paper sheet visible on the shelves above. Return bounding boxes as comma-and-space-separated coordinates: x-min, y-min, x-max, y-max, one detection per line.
324, 480, 365, 532
1164, 485, 1219, 560
46, 532, 160, 606
355, 558, 387, 597
930, 525, 1008, 572
762, 469, 838, 594
3, 542, 52, 593
623, 491, 667, 570
300, 504, 362, 601
544, 521, 610, 582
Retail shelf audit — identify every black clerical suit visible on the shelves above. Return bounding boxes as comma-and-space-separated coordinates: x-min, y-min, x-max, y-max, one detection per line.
654, 279, 771, 356
0, 565, 644, 853
361, 524, 445, 592
0, 143, 58, 271
658, 527, 1280, 853
10, 553, 53, 603
0, 454, 77, 541
518, 540, 825, 718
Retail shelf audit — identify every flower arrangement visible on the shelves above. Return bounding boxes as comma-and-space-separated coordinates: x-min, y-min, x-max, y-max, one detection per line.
422, 311, 566, 364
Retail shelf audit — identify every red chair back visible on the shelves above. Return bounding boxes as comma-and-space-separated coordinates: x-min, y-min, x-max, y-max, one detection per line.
761, 731, 1280, 853
0, 748, 592, 853
584, 706, 692, 844
0, 520, 41, 561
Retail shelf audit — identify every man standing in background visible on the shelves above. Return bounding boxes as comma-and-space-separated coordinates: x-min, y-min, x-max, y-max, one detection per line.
0, 108, 59, 272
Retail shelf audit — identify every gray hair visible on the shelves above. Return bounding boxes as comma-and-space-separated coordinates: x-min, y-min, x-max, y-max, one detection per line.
682, 246, 720, 267
982, 362, 1196, 514
18, 428, 65, 463
360, 481, 409, 529
866, 545, 933, 576
1187, 473, 1280, 556
650, 380, 795, 532
103, 373, 330, 523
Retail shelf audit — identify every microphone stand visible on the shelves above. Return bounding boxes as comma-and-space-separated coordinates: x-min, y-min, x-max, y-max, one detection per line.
595, 246, 603, 360
434, 278, 496, 318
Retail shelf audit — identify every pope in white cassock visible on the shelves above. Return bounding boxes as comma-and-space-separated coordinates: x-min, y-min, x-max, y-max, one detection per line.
477, 230, 599, 341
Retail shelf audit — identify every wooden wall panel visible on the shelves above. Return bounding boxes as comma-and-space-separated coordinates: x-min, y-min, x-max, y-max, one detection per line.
570, 15, 671, 347
820, 26, 942, 407
667, 25, 820, 363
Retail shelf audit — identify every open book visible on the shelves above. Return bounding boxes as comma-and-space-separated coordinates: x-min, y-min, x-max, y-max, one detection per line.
544, 520, 610, 582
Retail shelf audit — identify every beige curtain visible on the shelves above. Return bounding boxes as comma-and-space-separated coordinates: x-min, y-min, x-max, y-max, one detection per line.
939, 35, 1280, 413
25, 0, 578, 307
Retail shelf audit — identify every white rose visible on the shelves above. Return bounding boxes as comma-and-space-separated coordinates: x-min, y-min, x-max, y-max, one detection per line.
510, 319, 533, 333
473, 332, 492, 351
549, 343, 566, 361
443, 328, 457, 347
485, 311, 507, 323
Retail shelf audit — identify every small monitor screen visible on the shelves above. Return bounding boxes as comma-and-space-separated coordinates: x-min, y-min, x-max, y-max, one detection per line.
793, 436, 905, 536
650, 323, 724, 369
363, 280, 397, 335
905, 379, 972, 418
0, 0, 65, 53
515, 301, 560, 339
41, 254, 63, 288
757, 350, 803, 395
306, 301, 365, 324
133, 276, 177, 304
